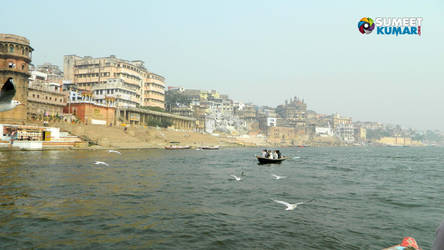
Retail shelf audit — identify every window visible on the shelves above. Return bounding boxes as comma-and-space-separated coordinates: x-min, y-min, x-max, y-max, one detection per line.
21, 64, 25, 70
9, 46, 14, 52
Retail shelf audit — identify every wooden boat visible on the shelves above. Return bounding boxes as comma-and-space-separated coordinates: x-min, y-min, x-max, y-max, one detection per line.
164, 145, 191, 150
199, 146, 220, 150
256, 156, 287, 164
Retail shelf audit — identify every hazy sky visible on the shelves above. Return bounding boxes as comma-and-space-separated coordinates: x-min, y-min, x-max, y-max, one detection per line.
4, 0, 443, 130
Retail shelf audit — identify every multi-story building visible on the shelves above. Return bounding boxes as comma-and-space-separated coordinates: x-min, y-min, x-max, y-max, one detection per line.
34, 63, 63, 82
144, 73, 165, 108
64, 55, 165, 109
237, 104, 256, 122
354, 126, 367, 143
0, 34, 33, 124
92, 79, 139, 108
275, 97, 307, 128
331, 114, 354, 143
27, 82, 67, 120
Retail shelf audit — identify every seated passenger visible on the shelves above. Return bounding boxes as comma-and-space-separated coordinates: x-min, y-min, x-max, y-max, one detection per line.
262, 149, 267, 157
273, 151, 278, 159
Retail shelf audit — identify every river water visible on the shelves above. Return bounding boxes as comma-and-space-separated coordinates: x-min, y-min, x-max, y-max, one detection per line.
0, 147, 443, 249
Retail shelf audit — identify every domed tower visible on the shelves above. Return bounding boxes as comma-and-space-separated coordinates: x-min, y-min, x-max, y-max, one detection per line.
0, 34, 33, 124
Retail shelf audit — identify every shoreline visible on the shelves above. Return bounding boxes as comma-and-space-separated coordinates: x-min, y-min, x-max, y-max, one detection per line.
0, 121, 429, 151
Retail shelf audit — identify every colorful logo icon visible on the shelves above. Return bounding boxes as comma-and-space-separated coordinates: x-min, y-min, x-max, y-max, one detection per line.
358, 17, 375, 34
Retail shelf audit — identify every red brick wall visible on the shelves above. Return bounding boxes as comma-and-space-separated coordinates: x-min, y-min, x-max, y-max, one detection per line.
64, 103, 115, 125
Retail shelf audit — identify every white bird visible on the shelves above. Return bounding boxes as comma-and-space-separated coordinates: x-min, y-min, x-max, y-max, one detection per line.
272, 199, 313, 210
272, 174, 286, 180
0, 78, 21, 112
94, 161, 109, 166
230, 175, 242, 181
108, 150, 121, 154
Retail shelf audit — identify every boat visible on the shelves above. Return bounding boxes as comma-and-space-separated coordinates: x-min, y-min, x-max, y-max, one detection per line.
199, 146, 220, 150
256, 156, 287, 164
164, 145, 191, 150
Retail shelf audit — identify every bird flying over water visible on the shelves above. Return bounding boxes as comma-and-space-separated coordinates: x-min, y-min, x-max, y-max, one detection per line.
272, 199, 314, 210
94, 161, 109, 166
108, 150, 121, 154
0, 78, 21, 112
272, 174, 286, 180
230, 175, 242, 181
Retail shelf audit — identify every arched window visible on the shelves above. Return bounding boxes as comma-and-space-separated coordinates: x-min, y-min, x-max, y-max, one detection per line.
9, 45, 14, 53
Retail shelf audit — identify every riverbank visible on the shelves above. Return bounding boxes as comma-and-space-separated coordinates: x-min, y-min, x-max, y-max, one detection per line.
3, 121, 426, 151
54, 122, 256, 149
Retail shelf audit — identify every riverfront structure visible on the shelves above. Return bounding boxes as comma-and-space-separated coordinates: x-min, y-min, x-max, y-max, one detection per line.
27, 82, 66, 120
0, 34, 33, 124
64, 55, 165, 110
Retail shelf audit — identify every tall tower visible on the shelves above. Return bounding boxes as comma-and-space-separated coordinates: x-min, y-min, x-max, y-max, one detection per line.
0, 34, 33, 124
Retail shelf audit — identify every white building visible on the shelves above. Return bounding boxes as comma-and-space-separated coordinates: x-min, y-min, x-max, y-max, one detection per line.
267, 117, 277, 127
92, 78, 140, 108
335, 124, 355, 143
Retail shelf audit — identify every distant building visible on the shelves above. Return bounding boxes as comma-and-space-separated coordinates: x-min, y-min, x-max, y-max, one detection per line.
354, 121, 384, 130
354, 126, 367, 143
237, 104, 256, 122
27, 82, 66, 120
376, 136, 422, 146
331, 114, 354, 143
266, 127, 302, 145
33, 63, 63, 82
64, 55, 165, 109
92, 78, 139, 108
63, 102, 115, 126
275, 96, 307, 128
316, 125, 333, 137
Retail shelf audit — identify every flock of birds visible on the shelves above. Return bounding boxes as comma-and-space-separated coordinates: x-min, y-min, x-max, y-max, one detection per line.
93, 149, 311, 211
93, 149, 121, 166
230, 161, 314, 211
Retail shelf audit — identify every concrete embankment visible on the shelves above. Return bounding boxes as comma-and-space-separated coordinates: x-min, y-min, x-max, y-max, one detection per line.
53, 122, 248, 149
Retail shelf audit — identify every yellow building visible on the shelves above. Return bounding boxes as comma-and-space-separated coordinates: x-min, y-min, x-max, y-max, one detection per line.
64, 55, 165, 109
377, 137, 422, 146
332, 113, 352, 128
354, 127, 367, 142
27, 82, 67, 120
267, 127, 305, 145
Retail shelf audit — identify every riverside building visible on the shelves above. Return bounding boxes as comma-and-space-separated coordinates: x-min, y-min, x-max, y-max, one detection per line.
0, 34, 33, 124
63, 55, 165, 110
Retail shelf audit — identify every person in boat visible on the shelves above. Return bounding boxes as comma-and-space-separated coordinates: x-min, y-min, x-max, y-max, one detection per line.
273, 150, 278, 159
276, 150, 282, 159
268, 150, 274, 159
262, 149, 267, 158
